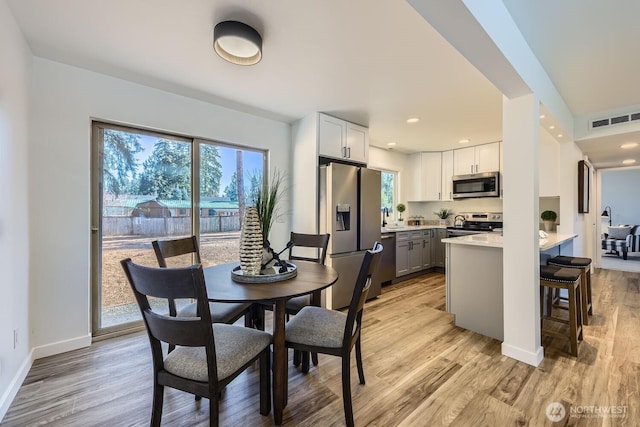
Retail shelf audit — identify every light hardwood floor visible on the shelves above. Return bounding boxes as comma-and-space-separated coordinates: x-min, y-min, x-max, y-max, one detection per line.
3, 269, 639, 426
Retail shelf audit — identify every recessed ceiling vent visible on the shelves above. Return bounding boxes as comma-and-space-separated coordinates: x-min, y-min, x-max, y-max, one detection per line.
590, 111, 640, 130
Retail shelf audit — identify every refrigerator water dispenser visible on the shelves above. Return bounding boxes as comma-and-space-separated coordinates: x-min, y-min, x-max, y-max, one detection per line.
336, 204, 351, 231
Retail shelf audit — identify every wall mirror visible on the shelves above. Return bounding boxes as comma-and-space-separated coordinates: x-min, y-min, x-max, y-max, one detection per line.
578, 160, 589, 213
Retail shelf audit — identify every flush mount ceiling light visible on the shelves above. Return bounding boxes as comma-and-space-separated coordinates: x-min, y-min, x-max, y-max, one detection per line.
458, 138, 470, 144
622, 159, 636, 165
406, 117, 420, 124
387, 142, 397, 147
213, 20, 262, 65
621, 142, 638, 149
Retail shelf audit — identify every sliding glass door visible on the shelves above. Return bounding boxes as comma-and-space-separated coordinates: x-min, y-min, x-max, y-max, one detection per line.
91, 122, 265, 336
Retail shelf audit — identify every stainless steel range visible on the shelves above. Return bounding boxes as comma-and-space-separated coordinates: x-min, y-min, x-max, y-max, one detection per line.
446, 212, 503, 237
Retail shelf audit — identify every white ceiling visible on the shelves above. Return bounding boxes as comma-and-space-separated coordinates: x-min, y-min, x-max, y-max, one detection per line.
6, 0, 640, 167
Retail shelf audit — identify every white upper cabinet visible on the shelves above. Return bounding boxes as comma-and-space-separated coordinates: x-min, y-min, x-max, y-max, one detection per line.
441, 150, 454, 201
453, 142, 500, 175
318, 114, 345, 159
409, 152, 442, 201
318, 113, 368, 163
346, 122, 368, 163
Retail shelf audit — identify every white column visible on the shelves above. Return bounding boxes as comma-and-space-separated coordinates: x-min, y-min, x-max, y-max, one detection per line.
501, 93, 544, 366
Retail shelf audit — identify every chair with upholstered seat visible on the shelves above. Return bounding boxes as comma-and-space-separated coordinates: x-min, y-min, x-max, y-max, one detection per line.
120, 259, 271, 426
253, 232, 330, 368
152, 236, 252, 328
284, 242, 382, 427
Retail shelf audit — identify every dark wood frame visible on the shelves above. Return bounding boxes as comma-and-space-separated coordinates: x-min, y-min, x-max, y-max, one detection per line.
578, 160, 589, 213
285, 243, 383, 427
120, 259, 271, 426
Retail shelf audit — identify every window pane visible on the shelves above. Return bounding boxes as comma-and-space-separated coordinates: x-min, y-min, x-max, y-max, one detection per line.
101, 131, 192, 328
199, 144, 264, 267
381, 171, 396, 215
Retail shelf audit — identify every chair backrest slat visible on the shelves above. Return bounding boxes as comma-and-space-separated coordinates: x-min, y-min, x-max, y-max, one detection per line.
144, 311, 212, 347
288, 232, 330, 265
152, 236, 201, 268
121, 258, 216, 354
343, 242, 383, 344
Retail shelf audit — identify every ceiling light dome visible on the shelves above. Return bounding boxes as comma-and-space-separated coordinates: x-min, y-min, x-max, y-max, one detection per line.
214, 21, 262, 65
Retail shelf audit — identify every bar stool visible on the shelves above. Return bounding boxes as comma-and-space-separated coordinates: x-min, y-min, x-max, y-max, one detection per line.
540, 265, 583, 357
547, 256, 593, 325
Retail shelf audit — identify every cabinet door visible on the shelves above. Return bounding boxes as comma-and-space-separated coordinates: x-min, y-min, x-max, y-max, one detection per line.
422, 233, 432, 269
432, 229, 446, 267
453, 146, 475, 175
318, 114, 346, 159
421, 152, 442, 201
408, 153, 423, 201
441, 150, 454, 201
346, 122, 368, 163
476, 142, 500, 173
409, 239, 423, 273
395, 236, 410, 276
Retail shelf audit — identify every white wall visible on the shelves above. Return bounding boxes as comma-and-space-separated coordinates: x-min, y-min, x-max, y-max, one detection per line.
29, 58, 291, 356
601, 167, 640, 226
0, 0, 32, 418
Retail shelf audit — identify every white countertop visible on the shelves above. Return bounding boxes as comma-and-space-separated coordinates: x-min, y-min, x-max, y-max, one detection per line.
381, 224, 448, 233
442, 232, 577, 250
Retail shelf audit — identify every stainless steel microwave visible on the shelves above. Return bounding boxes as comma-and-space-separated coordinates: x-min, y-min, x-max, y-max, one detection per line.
452, 172, 500, 199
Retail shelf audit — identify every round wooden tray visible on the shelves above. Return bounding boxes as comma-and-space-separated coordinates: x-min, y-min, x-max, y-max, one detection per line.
231, 262, 297, 283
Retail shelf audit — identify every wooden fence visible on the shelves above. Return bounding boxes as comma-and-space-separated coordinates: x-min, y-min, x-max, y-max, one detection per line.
102, 216, 241, 236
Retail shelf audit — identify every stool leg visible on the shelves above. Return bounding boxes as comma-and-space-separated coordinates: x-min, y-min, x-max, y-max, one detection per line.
568, 283, 580, 357
580, 268, 589, 326
586, 269, 593, 316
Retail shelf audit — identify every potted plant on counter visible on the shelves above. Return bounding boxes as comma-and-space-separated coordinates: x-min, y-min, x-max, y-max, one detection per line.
541, 210, 557, 232
434, 208, 453, 225
396, 203, 406, 222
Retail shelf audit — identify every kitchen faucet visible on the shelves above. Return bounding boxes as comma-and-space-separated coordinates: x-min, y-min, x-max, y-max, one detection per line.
382, 207, 389, 227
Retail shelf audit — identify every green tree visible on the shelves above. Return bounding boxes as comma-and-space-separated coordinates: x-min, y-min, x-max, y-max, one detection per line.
224, 171, 239, 201
138, 140, 222, 200
103, 129, 142, 197
381, 171, 394, 211
200, 143, 223, 197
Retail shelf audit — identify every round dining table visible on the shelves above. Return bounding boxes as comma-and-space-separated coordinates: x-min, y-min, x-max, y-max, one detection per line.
203, 260, 338, 425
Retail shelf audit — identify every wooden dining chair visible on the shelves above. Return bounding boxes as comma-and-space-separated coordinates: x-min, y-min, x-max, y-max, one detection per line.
284, 242, 383, 427
253, 232, 330, 368
152, 236, 253, 328
120, 259, 272, 427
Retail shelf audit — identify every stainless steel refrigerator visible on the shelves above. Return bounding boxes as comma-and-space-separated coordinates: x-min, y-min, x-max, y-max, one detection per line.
319, 163, 381, 309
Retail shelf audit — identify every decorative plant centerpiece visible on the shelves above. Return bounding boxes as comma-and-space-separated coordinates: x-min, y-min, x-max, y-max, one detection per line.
253, 170, 288, 271
434, 208, 453, 225
233, 170, 296, 282
541, 210, 557, 232
396, 203, 406, 222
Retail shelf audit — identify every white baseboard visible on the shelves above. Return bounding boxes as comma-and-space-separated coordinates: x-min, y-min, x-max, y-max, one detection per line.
0, 350, 34, 422
501, 342, 544, 367
0, 334, 91, 422
32, 333, 91, 360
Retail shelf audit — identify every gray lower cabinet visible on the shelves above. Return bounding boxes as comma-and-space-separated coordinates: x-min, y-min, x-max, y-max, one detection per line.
422, 230, 432, 269
396, 231, 422, 276
431, 228, 446, 267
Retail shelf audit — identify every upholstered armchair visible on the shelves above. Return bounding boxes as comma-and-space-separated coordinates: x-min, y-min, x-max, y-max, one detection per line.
602, 225, 640, 260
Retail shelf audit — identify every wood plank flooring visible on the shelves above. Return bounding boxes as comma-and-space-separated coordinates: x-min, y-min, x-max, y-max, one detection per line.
3, 269, 639, 426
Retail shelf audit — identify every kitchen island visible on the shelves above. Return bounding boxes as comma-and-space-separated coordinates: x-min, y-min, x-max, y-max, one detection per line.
442, 232, 577, 341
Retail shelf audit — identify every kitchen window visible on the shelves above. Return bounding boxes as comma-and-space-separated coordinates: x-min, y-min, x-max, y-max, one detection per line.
381, 170, 397, 218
